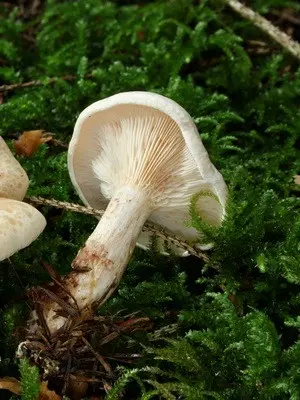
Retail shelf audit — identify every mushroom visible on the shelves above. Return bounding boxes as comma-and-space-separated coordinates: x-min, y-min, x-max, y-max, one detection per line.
0, 137, 29, 200
36, 91, 227, 335
0, 199, 46, 261
0, 137, 46, 261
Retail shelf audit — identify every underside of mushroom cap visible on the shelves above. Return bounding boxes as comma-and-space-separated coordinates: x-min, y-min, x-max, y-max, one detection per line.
68, 92, 228, 253
0, 137, 29, 201
0, 198, 46, 261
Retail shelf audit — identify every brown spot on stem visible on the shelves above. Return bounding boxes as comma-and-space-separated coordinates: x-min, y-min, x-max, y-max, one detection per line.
72, 245, 113, 270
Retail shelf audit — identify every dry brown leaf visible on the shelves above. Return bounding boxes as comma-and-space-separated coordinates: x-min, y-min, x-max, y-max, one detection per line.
294, 175, 300, 185
14, 130, 52, 157
68, 375, 88, 400
0, 378, 61, 400
39, 381, 61, 400
0, 377, 22, 395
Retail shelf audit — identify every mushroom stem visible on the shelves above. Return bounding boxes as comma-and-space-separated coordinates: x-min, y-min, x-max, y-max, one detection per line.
41, 186, 152, 334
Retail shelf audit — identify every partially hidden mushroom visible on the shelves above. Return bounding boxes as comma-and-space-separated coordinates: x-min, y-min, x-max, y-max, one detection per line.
0, 137, 46, 261
0, 199, 46, 261
35, 91, 227, 335
0, 136, 29, 200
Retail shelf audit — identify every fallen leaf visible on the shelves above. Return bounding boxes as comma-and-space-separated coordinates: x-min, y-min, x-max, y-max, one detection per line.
14, 130, 52, 157
39, 381, 61, 400
68, 375, 88, 400
0, 377, 22, 395
0, 378, 61, 399
294, 175, 300, 185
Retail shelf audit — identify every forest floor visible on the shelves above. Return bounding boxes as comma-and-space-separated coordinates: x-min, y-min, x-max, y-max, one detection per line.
1, 0, 300, 399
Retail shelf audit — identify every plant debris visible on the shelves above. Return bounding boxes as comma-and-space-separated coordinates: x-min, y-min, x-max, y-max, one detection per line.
0, 377, 61, 399
17, 279, 153, 398
294, 175, 300, 185
14, 130, 52, 157
0, 377, 22, 395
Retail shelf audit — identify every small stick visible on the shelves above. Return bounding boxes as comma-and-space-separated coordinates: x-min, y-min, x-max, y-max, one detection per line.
25, 196, 209, 262
0, 73, 93, 93
223, 0, 300, 61
50, 138, 69, 149
25, 196, 104, 217
0, 75, 75, 93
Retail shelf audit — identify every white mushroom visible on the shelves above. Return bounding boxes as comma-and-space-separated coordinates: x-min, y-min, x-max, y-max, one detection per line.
0, 137, 46, 261
0, 136, 29, 201
0, 198, 46, 261
38, 91, 227, 335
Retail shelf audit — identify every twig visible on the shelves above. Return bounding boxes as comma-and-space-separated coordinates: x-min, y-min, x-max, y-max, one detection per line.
0, 75, 74, 93
0, 73, 93, 93
25, 196, 209, 262
50, 138, 69, 149
271, 9, 300, 26
25, 196, 105, 217
222, 0, 300, 61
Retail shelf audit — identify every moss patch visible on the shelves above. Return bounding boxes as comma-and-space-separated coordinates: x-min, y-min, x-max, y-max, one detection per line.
1, 0, 300, 398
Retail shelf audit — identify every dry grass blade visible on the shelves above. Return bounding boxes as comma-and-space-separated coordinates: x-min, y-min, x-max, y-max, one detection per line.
81, 337, 113, 376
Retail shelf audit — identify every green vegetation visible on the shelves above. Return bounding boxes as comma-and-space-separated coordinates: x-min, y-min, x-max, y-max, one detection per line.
1, 0, 300, 398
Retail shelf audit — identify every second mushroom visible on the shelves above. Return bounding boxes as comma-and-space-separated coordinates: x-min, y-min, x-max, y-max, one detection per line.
0, 137, 46, 262
31, 91, 228, 335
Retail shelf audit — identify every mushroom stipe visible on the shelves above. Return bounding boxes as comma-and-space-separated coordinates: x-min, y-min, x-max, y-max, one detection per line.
27, 91, 228, 336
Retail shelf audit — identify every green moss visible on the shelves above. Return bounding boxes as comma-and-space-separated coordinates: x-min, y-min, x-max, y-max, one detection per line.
19, 359, 39, 400
1, 0, 300, 398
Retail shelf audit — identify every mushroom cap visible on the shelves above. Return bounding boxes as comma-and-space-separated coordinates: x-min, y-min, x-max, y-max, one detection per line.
0, 137, 29, 201
68, 91, 228, 255
0, 198, 46, 261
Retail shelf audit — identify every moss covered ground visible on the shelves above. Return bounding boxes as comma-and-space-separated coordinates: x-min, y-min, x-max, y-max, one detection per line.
1, 0, 300, 398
